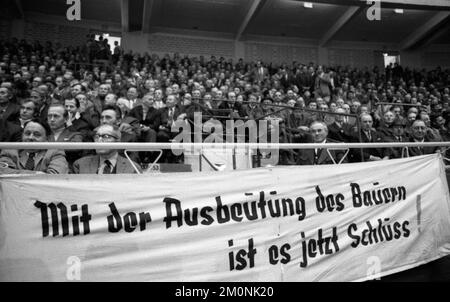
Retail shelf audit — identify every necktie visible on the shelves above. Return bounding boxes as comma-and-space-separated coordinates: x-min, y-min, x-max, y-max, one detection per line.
366, 131, 372, 141
314, 149, 321, 164
169, 109, 174, 125
103, 160, 112, 174
24, 152, 35, 170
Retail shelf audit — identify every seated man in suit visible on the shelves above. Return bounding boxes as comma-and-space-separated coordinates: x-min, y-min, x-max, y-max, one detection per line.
157, 94, 182, 142
377, 110, 396, 137
64, 98, 92, 141
296, 121, 348, 165
350, 114, 389, 162
243, 94, 264, 120
0, 87, 20, 122
75, 93, 100, 130
14, 99, 39, 129
0, 119, 69, 174
128, 93, 159, 143
72, 124, 141, 174
101, 105, 139, 143
128, 93, 160, 164
47, 104, 84, 143
125, 87, 141, 110
385, 119, 409, 159
47, 104, 84, 167
407, 120, 442, 157
328, 108, 354, 143
157, 94, 183, 163
101, 105, 140, 163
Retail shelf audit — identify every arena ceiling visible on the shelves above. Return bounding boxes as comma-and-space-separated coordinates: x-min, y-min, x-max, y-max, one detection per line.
3, 0, 450, 49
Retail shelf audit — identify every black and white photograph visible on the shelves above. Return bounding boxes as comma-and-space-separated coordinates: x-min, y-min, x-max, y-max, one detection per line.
1, 0, 450, 286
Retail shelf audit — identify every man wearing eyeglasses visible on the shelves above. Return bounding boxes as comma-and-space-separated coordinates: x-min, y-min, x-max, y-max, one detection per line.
72, 125, 141, 174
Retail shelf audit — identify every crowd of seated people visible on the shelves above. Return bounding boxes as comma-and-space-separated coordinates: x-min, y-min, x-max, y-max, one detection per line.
1, 36, 450, 174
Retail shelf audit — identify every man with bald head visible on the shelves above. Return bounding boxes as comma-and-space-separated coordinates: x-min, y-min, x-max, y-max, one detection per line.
296, 121, 348, 165
350, 114, 388, 162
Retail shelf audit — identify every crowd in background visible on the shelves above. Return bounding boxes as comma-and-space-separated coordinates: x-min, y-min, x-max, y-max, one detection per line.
1, 35, 450, 173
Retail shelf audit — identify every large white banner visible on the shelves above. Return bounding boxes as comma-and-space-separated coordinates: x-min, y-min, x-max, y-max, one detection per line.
1, 154, 450, 282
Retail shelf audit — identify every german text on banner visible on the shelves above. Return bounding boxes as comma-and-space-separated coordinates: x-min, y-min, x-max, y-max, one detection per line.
1, 154, 450, 281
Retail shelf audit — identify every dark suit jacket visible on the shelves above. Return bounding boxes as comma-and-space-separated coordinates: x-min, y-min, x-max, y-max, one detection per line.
0, 103, 20, 122
377, 123, 395, 137
251, 67, 268, 83
328, 122, 354, 143
286, 111, 313, 130
72, 154, 141, 174
384, 134, 409, 159
243, 105, 264, 120
218, 102, 245, 119
181, 103, 214, 123
68, 118, 92, 141
350, 129, 388, 162
407, 137, 440, 157
0, 119, 22, 142
91, 97, 105, 116
296, 72, 315, 91
296, 138, 348, 165
280, 73, 294, 90
128, 105, 161, 130
37, 102, 51, 125
159, 106, 182, 129
80, 106, 100, 130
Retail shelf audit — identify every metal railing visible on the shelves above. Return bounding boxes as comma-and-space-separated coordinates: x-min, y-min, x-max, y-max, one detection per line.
1, 142, 449, 150
1, 142, 449, 174
1, 142, 449, 168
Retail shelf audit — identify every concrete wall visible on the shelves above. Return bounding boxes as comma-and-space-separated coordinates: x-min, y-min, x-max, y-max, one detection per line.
3, 12, 121, 46
122, 31, 235, 59
0, 20, 12, 40
122, 29, 450, 69
22, 21, 90, 47
3, 16, 450, 69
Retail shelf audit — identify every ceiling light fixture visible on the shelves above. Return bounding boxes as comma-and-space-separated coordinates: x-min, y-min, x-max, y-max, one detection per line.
394, 9, 404, 14
304, 2, 313, 9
